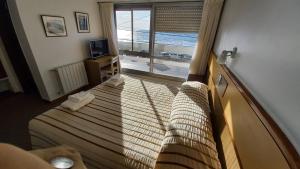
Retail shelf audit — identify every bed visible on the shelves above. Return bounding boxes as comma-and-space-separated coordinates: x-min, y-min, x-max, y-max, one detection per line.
29, 74, 221, 169
29, 54, 300, 169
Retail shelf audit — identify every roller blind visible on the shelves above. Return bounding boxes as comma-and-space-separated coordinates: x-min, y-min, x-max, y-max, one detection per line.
155, 2, 203, 33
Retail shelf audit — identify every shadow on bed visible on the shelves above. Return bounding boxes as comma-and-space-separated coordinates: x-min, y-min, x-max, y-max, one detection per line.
29, 75, 181, 169
30, 84, 125, 169
141, 80, 167, 131
153, 83, 220, 169
166, 85, 179, 96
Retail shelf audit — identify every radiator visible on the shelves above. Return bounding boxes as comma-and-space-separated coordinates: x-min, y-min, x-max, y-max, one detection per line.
55, 61, 88, 94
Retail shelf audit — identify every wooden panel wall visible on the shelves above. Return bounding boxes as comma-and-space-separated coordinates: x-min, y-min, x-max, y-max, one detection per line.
207, 53, 294, 169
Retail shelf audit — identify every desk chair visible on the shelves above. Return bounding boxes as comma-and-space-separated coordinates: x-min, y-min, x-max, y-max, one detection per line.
103, 56, 120, 78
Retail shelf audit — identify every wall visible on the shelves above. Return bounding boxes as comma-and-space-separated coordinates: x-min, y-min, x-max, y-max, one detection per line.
213, 0, 300, 153
8, 0, 103, 100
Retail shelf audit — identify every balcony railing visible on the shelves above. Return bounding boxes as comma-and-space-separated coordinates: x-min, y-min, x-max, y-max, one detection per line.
118, 41, 193, 62
118, 41, 192, 78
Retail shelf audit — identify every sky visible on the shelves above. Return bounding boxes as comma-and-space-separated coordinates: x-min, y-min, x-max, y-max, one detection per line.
116, 10, 150, 32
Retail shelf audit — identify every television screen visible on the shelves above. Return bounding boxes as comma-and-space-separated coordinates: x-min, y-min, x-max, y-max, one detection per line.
89, 39, 108, 58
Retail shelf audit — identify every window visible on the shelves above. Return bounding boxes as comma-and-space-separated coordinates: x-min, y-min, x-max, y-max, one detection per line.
116, 11, 132, 52
115, 2, 203, 78
116, 8, 151, 72
153, 32, 198, 77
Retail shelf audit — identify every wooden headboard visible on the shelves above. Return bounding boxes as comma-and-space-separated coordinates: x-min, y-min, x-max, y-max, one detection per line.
207, 52, 300, 169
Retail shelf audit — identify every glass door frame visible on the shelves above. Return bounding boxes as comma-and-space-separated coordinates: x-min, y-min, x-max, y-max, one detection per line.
114, 3, 191, 80
114, 4, 154, 73
115, 4, 154, 73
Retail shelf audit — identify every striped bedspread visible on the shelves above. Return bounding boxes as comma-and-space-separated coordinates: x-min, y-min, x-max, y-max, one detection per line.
29, 74, 181, 169
156, 82, 221, 169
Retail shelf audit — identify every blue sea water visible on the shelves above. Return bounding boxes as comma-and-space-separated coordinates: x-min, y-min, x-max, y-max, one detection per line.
133, 30, 198, 47
116, 11, 198, 47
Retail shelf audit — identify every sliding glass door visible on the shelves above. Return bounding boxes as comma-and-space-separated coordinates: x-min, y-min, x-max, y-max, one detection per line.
116, 9, 151, 72
115, 2, 202, 79
153, 32, 197, 78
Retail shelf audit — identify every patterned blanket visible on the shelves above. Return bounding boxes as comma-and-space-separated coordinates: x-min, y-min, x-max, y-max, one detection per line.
29, 74, 181, 169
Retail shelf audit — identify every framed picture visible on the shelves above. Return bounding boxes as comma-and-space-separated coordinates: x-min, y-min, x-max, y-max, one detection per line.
41, 15, 67, 37
75, 12, 90, 33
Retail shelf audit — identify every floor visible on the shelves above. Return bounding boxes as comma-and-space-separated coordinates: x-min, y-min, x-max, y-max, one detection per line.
120, 55, 190, 78
0, 91, 63, 150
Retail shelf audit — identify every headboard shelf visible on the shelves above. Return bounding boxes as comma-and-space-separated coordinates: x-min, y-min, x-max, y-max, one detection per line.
207, 52, 299, 169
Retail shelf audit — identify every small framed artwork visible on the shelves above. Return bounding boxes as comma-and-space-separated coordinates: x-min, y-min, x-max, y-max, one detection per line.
41, 15, 67, 37
75, 12, 90, 33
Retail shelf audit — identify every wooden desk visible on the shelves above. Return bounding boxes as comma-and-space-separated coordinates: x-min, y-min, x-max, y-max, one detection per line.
85, 56, 115, 86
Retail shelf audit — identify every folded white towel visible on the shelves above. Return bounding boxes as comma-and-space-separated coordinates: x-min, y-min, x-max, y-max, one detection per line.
68, 91, 91, 103
105, 75, 125, 87
61, 94, 95, 111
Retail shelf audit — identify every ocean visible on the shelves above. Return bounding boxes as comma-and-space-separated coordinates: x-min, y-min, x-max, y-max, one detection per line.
118, 29, 198, 47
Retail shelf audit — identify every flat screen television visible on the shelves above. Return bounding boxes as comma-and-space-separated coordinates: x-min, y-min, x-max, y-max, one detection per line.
89, 39, 109, 59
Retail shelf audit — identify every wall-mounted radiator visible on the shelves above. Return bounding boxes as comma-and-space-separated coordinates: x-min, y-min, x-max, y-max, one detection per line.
54, 61, 88, 94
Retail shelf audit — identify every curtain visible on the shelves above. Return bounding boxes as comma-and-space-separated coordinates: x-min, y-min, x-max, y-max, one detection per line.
99, 3, 119, 56
189, 0, 224, 75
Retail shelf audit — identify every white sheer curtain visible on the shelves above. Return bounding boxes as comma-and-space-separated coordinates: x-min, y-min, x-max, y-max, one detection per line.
99, 3, 119, 56
189, 0, 224, 75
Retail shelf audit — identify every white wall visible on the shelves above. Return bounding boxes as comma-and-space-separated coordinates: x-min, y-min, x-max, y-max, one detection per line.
8, 0, 103, 101
214, 0, 300, 153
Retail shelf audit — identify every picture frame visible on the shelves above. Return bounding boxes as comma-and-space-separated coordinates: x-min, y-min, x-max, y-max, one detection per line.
75, 12, 90, 33
41, 15, 67, 37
